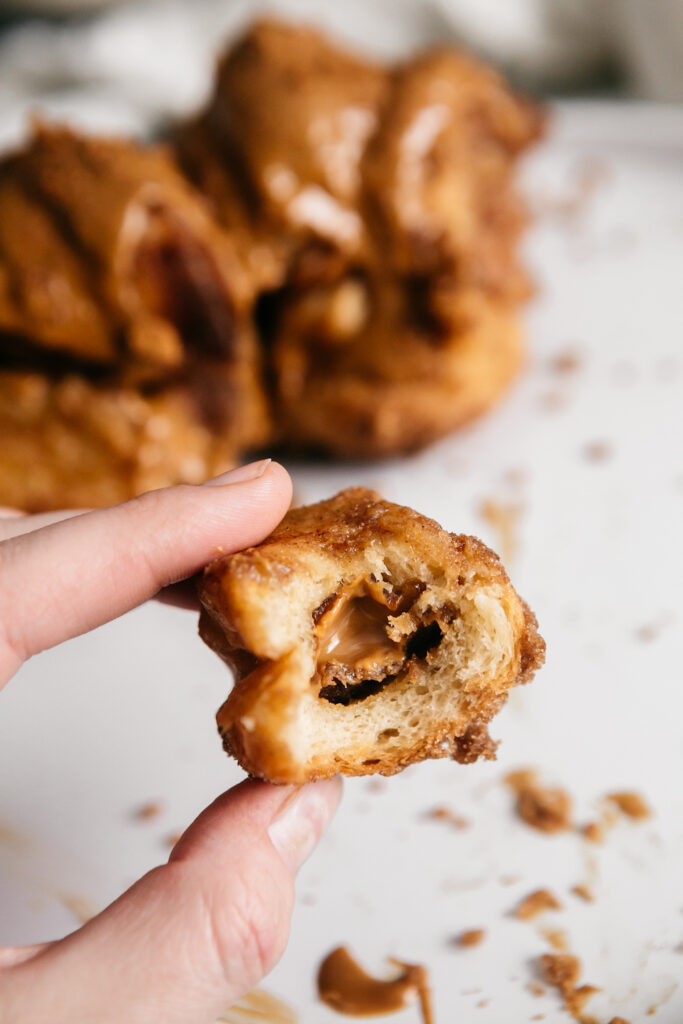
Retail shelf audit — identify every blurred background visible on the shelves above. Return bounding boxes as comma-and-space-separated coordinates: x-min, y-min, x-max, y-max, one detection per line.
0, 0, 682, 153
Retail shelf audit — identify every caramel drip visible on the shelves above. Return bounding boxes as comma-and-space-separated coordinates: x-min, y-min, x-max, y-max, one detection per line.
317, 946, 433, 1024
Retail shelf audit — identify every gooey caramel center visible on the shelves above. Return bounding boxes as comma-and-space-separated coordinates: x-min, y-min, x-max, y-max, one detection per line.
315, 580, 401, 674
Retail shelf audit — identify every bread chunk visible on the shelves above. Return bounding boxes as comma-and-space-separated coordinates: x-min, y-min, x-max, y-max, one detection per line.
198, 488, 545, 783
0, 124, 269, 510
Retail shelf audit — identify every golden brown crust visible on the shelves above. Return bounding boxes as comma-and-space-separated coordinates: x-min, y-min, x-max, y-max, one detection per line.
198, 487, 545, 783
0, 370, 240, 511
0, 124, 269, 510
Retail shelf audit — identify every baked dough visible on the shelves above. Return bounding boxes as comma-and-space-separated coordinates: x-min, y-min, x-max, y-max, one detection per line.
177, 20, 543, 458
0, 124, 269, 510
198, 488, 545, 783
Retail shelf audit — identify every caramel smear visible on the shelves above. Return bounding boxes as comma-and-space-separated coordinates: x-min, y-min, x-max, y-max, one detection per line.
317, 946, 433, 1024
219, 987, 297, 1024
313, 578, 441, 706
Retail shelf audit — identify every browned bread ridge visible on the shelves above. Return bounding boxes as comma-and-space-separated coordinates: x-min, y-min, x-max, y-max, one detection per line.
0, 123, 269, 511
198, 487, 545, 783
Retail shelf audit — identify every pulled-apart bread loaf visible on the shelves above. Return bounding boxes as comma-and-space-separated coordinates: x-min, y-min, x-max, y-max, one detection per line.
198, 488, 545, 783
0, 124, 268, 511
178, 19, 544, 457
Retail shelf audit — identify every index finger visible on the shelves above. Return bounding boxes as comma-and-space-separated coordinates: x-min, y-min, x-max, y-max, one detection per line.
0, 460, 291, 685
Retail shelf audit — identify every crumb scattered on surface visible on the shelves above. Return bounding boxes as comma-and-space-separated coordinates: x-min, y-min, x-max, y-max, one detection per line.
455, 929, 486, 949
571, 884, 594, 903
514, 889, 563, 920
499, 874, 521, 886
607, 792, 652, 821
425, 805, 468, 829
542, 928, 569, 952
132, 801, 163, 822
476, 999, 489, 1008
635, 623, 660, 643
583, 440, 613, 463
479, 498, 523, 564
366, 779, 387, 793
538, 954, 600, 1024
550, 348, 582, 375
607, 1018, 631, 1023
528, 982, 545, 997
506, 770, 573, 834
580, 821, 605, 843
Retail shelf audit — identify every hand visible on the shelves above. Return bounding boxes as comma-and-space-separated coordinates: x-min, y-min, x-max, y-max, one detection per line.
0, 461, 342, 1024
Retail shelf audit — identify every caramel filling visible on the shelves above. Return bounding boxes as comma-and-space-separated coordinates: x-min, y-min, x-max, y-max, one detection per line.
316, 581, 402, 673
317, 946, 433, 1024
313, 578, 443, 705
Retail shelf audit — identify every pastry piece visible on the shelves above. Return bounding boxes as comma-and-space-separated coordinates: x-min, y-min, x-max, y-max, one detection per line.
176, 19, 387, 279
0, 371, 239, 511
198, 488, 544, 783
271, 278, 522, 457
179, 20, 543, 458
0, 123, 269, 510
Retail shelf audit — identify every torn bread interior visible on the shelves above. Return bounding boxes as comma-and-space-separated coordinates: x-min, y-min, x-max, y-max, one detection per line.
198, 487, 545, 783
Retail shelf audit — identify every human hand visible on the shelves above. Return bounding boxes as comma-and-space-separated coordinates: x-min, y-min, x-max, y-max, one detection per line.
0, 461, 342, 1024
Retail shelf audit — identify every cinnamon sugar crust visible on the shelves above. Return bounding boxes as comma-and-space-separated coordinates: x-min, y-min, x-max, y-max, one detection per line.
198, 487, 544, 783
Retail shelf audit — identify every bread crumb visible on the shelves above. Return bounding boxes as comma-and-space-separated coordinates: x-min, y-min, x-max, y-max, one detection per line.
538, 954, 600, 1023
542, 928, 568, 951
550, 349, 582, 375
132, 801, 163, 822
528, 982, 545, 997
476, 999, 489, 1008
514, 889, 563, 920
426, 805, 468, 829
571, 884, 594, 903
580, 822, 605, 843
607, 791, 652, 820
505, 770, 573, 834
607, 1018, 631, 1023
479, 499, 523, 564
583, 440, 612, 463
455, 929, 486, 948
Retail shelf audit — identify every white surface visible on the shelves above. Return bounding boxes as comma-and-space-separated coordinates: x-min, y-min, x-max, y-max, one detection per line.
1, 102, 683, 1022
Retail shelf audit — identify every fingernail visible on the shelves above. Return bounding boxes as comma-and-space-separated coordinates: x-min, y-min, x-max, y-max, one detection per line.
268, 778, 342, 875
203, 460, 272, 487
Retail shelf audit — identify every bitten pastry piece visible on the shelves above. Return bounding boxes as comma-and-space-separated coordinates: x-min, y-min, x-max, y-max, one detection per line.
177, 19, 544, 457
0, 124, 269, 510
198, 488, 545, 783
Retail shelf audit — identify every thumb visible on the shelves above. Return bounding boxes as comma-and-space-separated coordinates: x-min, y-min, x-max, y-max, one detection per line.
2, 778, 342, 1024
